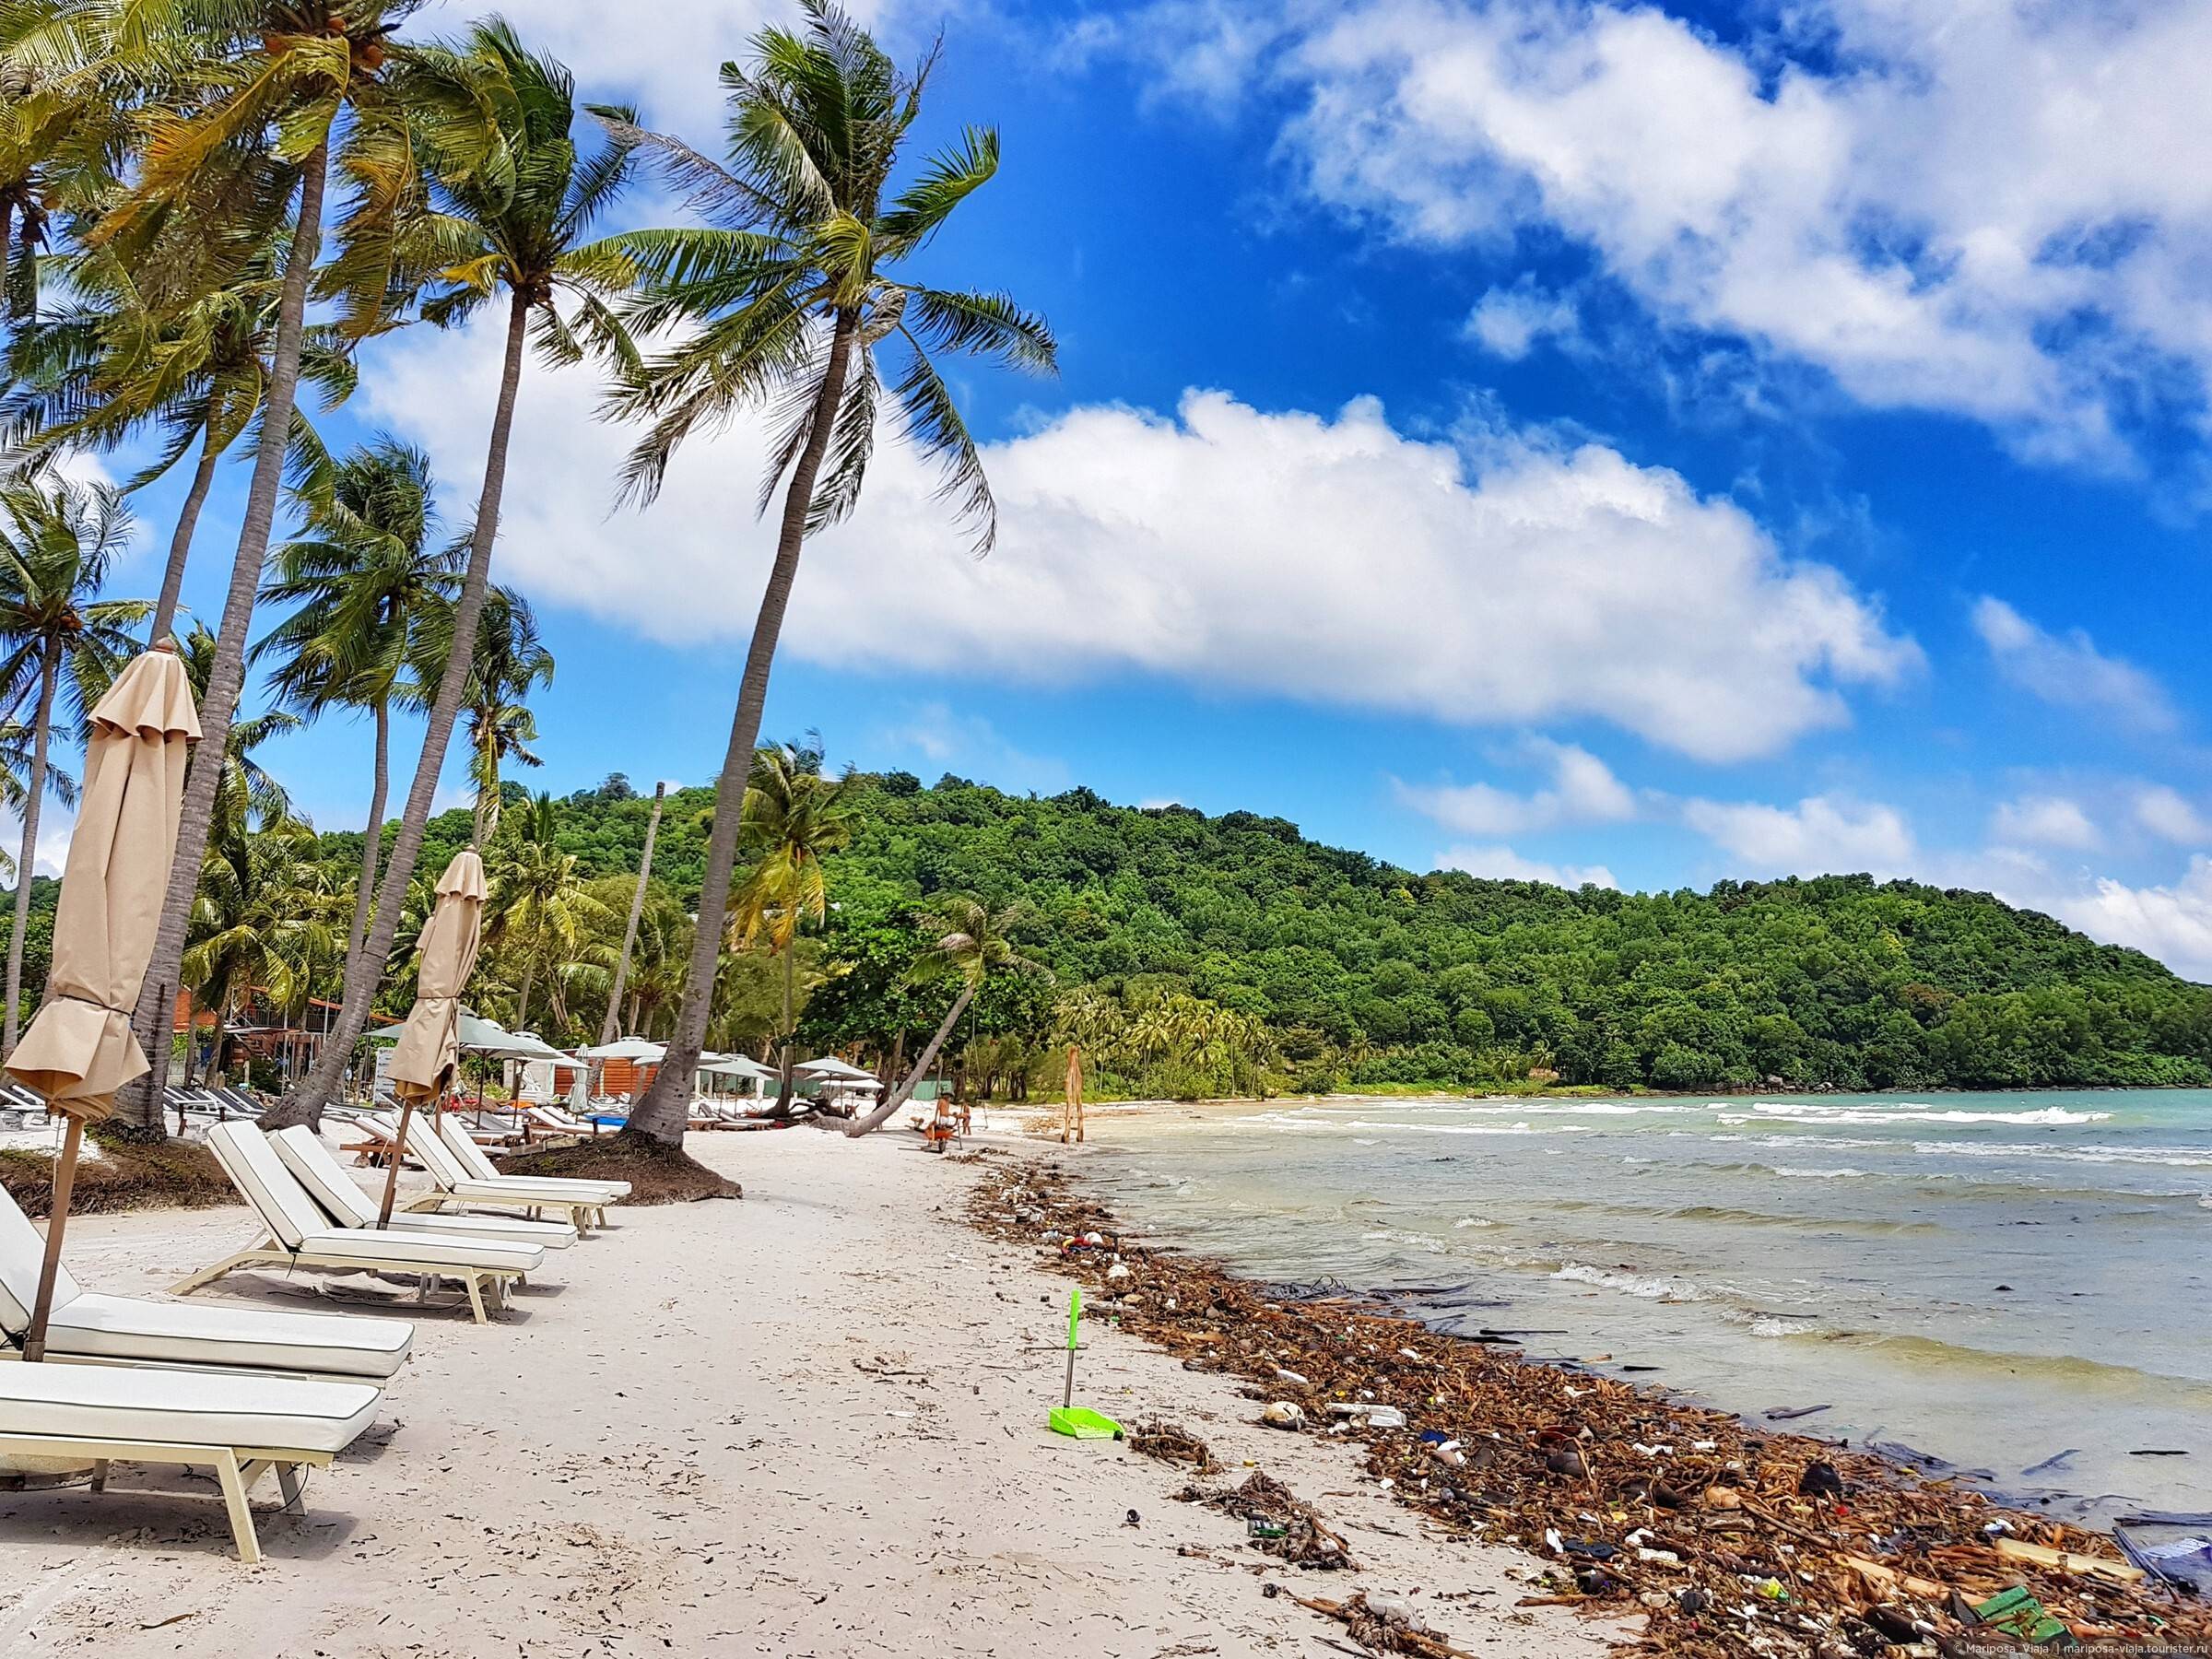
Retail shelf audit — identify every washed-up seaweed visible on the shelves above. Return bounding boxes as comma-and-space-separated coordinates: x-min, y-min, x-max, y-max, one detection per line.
1128, 1418, 1216, 1474
971, 1160, 2212, 1658
1266, 1586, 1481, 1657
1176, 1468, 1359, 1571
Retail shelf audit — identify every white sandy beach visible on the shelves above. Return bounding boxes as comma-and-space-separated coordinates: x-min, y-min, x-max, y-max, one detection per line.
0, 1124, 1618, 1658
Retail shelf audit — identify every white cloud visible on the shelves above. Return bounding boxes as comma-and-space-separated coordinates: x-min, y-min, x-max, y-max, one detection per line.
1680, 793, 1914, 877
2009, 856, 2212, 983
866, 701, 1070, 794
1106, 0, 2212, 463
1971, 596, 2175, 733
1464, 278, 1580, 359
1397, 739, 1633, 834
1436, 842, 1617, 888
1990, 794, 2100, 851
2136, 784, 2212, 846
371, 320, 1916, 766
411, 0, 904, 138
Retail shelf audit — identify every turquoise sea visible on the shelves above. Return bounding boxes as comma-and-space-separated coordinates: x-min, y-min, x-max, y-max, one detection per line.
1083, 1089, 2211, 1521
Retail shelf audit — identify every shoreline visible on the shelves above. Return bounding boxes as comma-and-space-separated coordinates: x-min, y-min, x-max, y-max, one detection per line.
973, 1147, 2210, 1656
0, 1125, 1618, 1658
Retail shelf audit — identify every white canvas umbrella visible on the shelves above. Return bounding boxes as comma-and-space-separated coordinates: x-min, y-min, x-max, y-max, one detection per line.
795, 1056, 875, 1080
577, 1036, 665, 1061
380, 849, 485, 1226
6, 642, 197, 1361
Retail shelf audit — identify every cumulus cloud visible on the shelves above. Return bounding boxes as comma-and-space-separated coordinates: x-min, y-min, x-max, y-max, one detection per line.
2007, 856, 2212, 983
1397, 740, 1634, 834
1464, 278, 1581, 359
1101, 0, 2212, 463
1990, 794, 2100, 851
1971, 596, 2175, 733
366, 320, 1914, 764
1436, 842, 1618, 889
2136, 784, 2212, 846
1680, 793, 1914, 877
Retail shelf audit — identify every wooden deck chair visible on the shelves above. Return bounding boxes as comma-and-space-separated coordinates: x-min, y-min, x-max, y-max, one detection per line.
0, 1359, 382, 1561
176, 1124, 543, 1324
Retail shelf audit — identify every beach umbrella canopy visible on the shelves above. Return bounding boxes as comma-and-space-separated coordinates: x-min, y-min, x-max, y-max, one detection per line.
796, 1056, 874, 1080
5, 641, 198, 1361
380, 849, 485, 1224
577, 1035, 665, 1062
700, 1053, 774, 1080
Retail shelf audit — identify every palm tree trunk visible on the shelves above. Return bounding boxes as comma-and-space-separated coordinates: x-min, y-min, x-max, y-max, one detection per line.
149, 413, 223, 643
599, 781, 664, 1044
3, 641, 60, 1055
345, 699, 389, 979
514, 961, 534, 1035
845, 981, 975, 1137
113, 137, 330, 1137
271, 288, 533, 1132
628, 311, 861, 1147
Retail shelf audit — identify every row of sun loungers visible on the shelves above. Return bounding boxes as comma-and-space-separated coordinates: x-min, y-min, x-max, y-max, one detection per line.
0, 1112, 632, 1561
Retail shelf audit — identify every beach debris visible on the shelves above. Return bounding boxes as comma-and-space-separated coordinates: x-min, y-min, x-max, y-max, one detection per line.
1973, 1583, 2071, 1643
2020, 1447, 2079, 1477
1180, 1470, 1356, 1571
1272, 1587, 1477, 1657
2115, 1515, 2212, 1595
1762, 1403, 1832, 1421
1126, 1419, 1215, 1473
970, 1162, 2208, 1659
1260, 1401, 1307, 1430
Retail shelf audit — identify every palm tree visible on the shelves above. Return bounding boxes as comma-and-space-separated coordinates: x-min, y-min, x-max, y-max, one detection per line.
458, 585, 552, 845
0, 0, 126, 322
252, 437, 459, 978
842, 897, 1047, 1137
276, 17, 640, 1125
3, 240, 359, 637
0, 473, 147, 1052
182, 814, 338, 1087
729, 739, 853, 1105
102, 0, 422, 1135
598, 778, 665, 1045
606, 2, 1056, 1148
483, 793, 609, 1035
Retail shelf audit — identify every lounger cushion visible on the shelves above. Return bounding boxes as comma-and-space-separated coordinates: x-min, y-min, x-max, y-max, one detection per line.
44, 1292, 413, 1380
293, 1229, 543, 1275
0, 1185, 80, 1333
438, 1118, 629, 1198
206, 1124, 334, 1249
271, 1127, 575, 1248
0, 1360, 379, 1454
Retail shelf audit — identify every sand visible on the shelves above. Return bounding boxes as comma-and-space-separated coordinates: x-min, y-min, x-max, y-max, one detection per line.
0, 1124, 1619, 1658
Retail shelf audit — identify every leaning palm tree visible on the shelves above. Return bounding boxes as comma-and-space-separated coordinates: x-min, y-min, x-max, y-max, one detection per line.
102, 0, 423, 1136
273, 16, 640, 1127
251, 437, 459, 977
606, 2, 1056, 1149
457, 585, 553, 844
841, 897, 1047, 1137
729, 738, 854, 1106
3, 240, 359, 635
0, 0, 128, 322
0, 473, 147, 1052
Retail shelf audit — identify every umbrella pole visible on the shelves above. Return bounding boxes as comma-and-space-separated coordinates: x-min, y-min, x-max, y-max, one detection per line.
24, 1115, 83, 1363
378, 1100, 415, 1230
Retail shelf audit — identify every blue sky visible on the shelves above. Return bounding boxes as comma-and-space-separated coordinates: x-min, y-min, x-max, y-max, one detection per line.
65, 0, 2212, 976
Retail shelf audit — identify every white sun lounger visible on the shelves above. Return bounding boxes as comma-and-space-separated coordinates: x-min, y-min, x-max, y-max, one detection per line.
439, 1115, 629, 1200
0, 1359, 381, 1561
270, 1126, 576, 1251
178, 1124, 544, 1324
0, 1184, 413, 1380
375, 1116, 621, 1235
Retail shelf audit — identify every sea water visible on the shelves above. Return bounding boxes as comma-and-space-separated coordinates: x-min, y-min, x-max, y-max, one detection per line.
1082, 1089, 2211, 1520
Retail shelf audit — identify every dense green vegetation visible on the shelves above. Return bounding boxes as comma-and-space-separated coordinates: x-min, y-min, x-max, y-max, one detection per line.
357, 771, 2212, 1099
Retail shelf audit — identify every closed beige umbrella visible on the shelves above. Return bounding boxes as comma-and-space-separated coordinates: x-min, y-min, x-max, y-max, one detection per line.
6, 641, 198, 1361
378, 848, 485, 1226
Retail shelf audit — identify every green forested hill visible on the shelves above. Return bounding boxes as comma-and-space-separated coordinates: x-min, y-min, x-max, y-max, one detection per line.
393, 770, 2212, 1096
